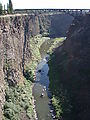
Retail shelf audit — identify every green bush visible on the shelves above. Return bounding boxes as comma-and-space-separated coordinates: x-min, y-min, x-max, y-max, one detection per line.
52, 96, 63, 118
24, 69, 34, 82
4, 108, 14, 119
3, 79, 35, 119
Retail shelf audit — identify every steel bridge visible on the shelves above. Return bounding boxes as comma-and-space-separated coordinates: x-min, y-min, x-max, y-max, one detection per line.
14, 9, 90, 16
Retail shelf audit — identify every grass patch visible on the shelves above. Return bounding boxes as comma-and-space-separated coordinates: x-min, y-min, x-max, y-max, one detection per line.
39, 37, 65, 58
47, 37, 65, 54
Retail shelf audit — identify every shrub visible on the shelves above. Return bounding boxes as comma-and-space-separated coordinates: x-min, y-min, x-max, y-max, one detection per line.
4, 108, 14, 119
24, 69, 34, 82
3, 79, 35, 119
52, 96, 63, 118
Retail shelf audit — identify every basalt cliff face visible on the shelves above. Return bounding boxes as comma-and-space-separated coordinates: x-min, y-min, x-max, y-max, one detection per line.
0, 13, 73, 119
49, 14, 90, 120
63, 15, 90, 120
0, 14, 32, 119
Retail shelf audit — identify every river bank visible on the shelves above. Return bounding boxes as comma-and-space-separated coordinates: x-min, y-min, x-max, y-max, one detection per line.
3, 34, 47, 120
24, 35, 49, 120
32, 36, 65, 120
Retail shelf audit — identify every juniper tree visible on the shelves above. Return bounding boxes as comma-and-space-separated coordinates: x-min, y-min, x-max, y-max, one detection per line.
4, 5, 6, 14
0, 3, 3, 15
8, 0, 13, 13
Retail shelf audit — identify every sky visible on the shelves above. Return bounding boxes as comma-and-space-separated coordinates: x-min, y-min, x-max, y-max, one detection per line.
0, 0, 90, 9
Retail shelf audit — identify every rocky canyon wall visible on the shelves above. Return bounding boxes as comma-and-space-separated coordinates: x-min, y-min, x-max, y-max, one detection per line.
49, 14, 90, 120
63, 15, 90, 120
0, 14, 31, 119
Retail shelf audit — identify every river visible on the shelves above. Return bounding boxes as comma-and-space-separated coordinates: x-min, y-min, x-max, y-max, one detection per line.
32, 37, 60, 120
33, 54, 55, 120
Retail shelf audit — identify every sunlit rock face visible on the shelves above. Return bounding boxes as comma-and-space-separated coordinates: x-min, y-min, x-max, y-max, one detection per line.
0, 15, 29, 119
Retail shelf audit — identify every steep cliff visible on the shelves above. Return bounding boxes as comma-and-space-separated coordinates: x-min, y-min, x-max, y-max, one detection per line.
48, 14, 90, 120
0, 14, 31, 119
0, 14, 41, 119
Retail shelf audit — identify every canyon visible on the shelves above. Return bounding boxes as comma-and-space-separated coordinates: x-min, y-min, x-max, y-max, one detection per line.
0, 10, 90, 120
0, 12, 73, 119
